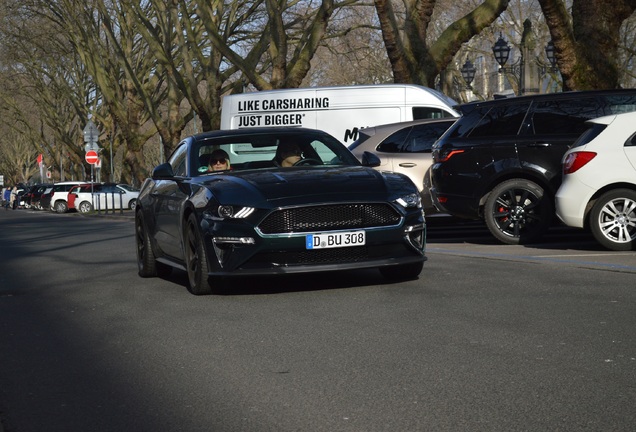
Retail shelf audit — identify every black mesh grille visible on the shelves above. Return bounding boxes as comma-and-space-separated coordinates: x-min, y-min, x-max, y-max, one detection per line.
258, 203, 401, 234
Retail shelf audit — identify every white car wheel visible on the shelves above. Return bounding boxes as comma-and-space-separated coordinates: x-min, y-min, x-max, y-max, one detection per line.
590, 189, 636, 251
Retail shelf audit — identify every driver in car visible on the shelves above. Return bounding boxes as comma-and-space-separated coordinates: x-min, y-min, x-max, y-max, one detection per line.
274, 142, 302, 167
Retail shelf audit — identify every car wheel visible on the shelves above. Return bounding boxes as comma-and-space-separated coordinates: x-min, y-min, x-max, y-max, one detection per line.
129, 199, 137, 211
484, 179, 552, 245
54, 200, 68, 213
136, 211, 172, 278
379, 261, 423, 281
78, 201, 93, 213
589, 189, 636, 251
184, 213, 215, 295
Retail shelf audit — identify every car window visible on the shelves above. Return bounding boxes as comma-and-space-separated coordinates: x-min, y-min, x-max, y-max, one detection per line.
570, 124, 607, 149
413, 107, 452, 119
407, 122, 454, 152
100, 184, 120, 193
530, 98, 600, 135
169, 142, 188, 176
604, 95, 636, 114
376, 127, 412, 153
467, 102, 531, 138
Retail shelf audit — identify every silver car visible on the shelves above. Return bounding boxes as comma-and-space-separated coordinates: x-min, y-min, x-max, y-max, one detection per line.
348, 118, 456, 213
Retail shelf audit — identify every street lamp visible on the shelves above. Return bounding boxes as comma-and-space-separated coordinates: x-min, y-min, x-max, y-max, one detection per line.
491, 26, 559, 95
492, 33, 512, 72
461, 59, 476, 90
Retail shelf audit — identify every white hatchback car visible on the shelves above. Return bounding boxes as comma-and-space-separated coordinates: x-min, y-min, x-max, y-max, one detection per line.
555, 111, 636, 251
71, 183, 139, 213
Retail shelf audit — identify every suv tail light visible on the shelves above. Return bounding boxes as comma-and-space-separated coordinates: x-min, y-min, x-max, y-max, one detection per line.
433, 149, 465, 163
563, 151, 597, 174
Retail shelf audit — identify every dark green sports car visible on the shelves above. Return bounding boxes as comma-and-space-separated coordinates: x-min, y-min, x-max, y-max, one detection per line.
135, 128, 426, 295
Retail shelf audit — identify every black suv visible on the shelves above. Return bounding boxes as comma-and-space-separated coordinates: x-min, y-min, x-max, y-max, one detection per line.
428, 90, 636, 244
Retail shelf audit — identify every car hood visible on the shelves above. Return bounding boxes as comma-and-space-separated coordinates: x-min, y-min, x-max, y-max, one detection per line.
200, 166, 415, 206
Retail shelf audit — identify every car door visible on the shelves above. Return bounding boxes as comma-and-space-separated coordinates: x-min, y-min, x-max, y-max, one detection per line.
519, 97, 601, 193
152, 143, 190, 259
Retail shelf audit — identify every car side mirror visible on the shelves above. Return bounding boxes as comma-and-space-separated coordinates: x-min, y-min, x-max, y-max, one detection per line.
361, 151, 381, 167
152, 163, 175, 179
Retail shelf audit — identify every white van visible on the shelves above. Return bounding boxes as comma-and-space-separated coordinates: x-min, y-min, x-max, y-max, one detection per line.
220, 84, 459, 144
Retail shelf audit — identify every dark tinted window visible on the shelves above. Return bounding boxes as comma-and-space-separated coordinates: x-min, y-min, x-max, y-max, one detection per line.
376, 127, 411, 153
413, 107, 454, 119
570, 124, 607, 149
377, 122, 454, 153
604, 95, 636, 114
465, 102, 531, 138
628, 133, 636, 147
530, 98, 599, 135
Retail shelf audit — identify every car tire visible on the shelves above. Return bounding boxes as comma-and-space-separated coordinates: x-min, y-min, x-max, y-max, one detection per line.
136, 211, 172, 278
379, 261, 423, 281
78, 201, 93, 213
129, 199, 137, 211
484, 179, 552, 245
589, 189, 636, 251
54, 200, 68, 213
184, 213, 216, 295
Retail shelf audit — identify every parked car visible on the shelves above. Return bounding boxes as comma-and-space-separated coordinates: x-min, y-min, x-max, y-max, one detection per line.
38, 187, 55, 211
49, 181, 84, 213
135, 127, 427, 295
428, 89, 636, 244
66, 183, 93, 211
22, 183, 54, 209
348, 118, 456, 213
70, 183, 139, 213
555, 111, 636, 251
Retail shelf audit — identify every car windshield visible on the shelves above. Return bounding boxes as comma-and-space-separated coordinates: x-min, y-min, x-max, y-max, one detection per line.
193, 130, 361, 176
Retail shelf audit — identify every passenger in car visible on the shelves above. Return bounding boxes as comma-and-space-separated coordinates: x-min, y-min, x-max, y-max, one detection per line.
274, 142, 302, 167
206, 149, 231, 172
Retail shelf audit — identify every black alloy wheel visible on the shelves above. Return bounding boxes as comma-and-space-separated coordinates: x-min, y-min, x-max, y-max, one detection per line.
184, 213, 215, 295
484, 179, 552, 245
136, 211, 171, 278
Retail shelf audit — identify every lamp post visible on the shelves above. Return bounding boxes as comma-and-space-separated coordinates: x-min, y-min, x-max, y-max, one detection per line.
83, 120, 100, 188
491, 20, 558, 95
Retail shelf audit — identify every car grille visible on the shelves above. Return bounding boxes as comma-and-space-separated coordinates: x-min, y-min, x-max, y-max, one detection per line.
258, 203, 401, 234
243, 244, 409, 268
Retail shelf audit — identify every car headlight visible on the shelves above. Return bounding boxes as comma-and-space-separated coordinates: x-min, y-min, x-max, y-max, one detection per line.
395, 193, 422, 209
204, 205, 255, 220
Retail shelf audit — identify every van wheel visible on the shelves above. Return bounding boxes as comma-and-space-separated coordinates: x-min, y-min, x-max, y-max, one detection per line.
484, 179, 552, 245
589, 189, 636, 251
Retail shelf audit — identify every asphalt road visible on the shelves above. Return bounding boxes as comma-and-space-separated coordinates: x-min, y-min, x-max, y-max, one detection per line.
0, 209, 635, 431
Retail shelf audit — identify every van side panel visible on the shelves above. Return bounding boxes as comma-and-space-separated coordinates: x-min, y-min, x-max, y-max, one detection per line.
220, 85, 459, 143
316, 107, 403, 143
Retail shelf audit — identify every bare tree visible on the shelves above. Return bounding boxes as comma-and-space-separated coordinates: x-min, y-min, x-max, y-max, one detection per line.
538, 0, 636, 90
373, 0, 510, 88
196, 0, 362, 91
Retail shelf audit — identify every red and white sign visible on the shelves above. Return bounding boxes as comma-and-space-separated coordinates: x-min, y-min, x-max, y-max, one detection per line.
85, 150, 99, 165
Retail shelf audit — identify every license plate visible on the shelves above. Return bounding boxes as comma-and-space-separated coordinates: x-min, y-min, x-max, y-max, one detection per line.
306, 231, 366, 249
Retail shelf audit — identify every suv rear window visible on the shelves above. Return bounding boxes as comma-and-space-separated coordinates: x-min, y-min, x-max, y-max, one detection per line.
452, 102, 531, 138
530, 98, 600, 135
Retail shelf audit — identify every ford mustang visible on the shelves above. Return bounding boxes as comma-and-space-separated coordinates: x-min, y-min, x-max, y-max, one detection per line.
135, 128, 427, 295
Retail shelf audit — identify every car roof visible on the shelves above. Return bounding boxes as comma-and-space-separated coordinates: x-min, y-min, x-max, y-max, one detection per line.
358, 118, 456, 138
456, 89, 636, 113
189, 127, 337, 141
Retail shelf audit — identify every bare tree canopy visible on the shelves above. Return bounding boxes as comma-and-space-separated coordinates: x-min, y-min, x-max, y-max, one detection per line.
539, 0, 636, 89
